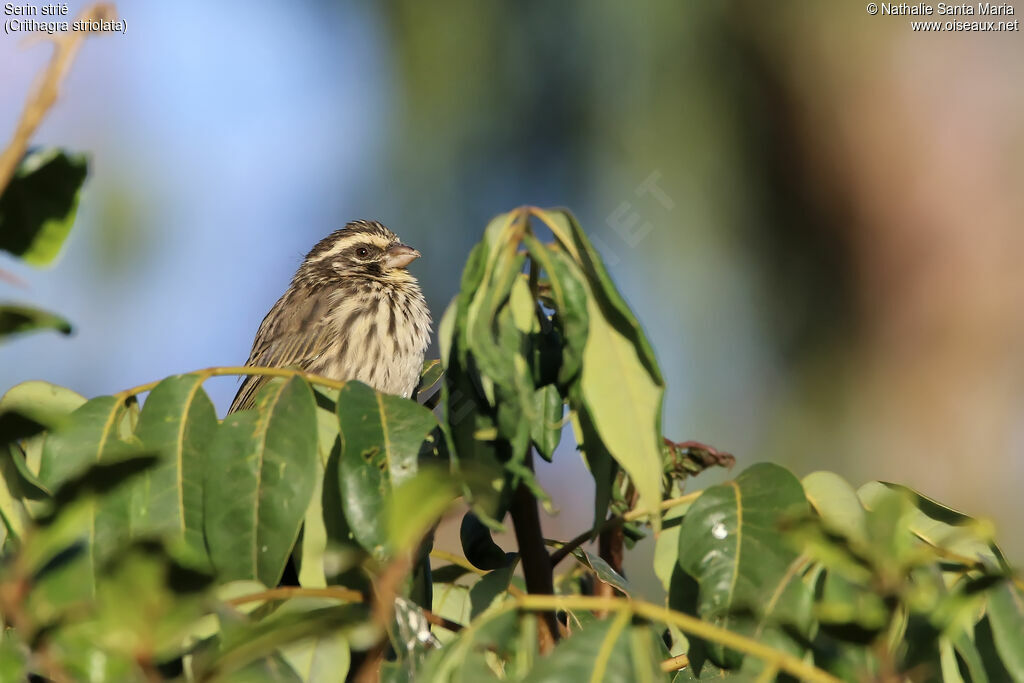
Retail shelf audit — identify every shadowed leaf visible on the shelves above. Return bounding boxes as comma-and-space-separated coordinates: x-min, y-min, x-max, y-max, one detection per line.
0, 148, 88, 266
0, 304, 72, 340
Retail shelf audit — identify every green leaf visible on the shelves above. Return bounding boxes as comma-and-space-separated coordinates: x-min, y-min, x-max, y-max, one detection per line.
469, 564, 515, 619
569, 548, 631, 596
0, 303, 72, 339
62, 540, 212, 662
533, 208, 662, 383
201, 603, 367, 682
31, 394, 145, 594
414, 358, 444, 402
4, 381, 85, 476
861, 481, 1002, 566
676, 463, 813, 668
420, 609, 529, 682
23, 456, 159, 619
336, 381, 438, 557
571, 408, 617, 530
0, 148, 88, 266
37, 395, 138, 491
131, 374, 216, 561
523, 613, 664, 683
293, 386, 341, 588
575, 291, 664, 531
432, 583, 473, 647
204, 376, 318, 585
0, 381, 79, 542
0, 628, 27, 681
949, 630, 991, 683
277, 599, 352, 683
802, 471, 868, 545
654, 497, 693, 592
389, 467, 459, 555
530, 384, 563, 462
986, 581, 1024, 680
522, 234, 589, 386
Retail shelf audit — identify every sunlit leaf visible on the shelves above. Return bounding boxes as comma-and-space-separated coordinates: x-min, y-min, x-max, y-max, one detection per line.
204, 376, 318, 585
569, 547, 631, 596
131, 374, 216, 562
676, 463, 812, 668
335, 381, 438, 557
575, 292, 664, 531
654, 497, 692, 592
530, 385, 563, 462
802, 471, 868, 545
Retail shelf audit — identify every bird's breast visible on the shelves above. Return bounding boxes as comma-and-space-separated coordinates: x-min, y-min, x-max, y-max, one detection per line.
315, 282, 431, 398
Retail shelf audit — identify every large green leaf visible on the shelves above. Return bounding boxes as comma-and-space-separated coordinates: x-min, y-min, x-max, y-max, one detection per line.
528, 209, 664, 529
523, 613, 664, 683
131, 374, 216, 561
575, 291, 664, 531
336, 381, 438, 557
675, 463, 813, 669
0, 303, 72, 340
204, 376, 318, 585
0, 148, 88, 266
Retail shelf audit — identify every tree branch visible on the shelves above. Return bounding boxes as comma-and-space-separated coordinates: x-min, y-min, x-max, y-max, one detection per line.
508, 449, 560, 653
115, 365, 349, 400
549, 490, 702, 568
0, 4, 117, 193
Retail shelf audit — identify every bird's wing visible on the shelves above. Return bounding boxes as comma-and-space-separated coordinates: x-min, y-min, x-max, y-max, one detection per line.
228, 287, 336, 413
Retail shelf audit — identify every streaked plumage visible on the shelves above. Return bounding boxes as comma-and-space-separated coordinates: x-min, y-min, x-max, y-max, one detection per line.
229, 220, 431, 413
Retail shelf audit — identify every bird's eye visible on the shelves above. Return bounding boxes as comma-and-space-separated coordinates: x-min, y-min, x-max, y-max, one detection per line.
356, 247, 369, 258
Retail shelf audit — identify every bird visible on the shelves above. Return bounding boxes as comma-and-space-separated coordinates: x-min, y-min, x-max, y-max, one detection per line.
228, 220, 431, 413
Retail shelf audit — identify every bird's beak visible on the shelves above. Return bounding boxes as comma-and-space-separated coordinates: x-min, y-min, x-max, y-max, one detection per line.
384, 243, 421, 269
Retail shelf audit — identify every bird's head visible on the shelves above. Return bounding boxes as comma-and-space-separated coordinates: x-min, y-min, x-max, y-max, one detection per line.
300, 220, 422, 285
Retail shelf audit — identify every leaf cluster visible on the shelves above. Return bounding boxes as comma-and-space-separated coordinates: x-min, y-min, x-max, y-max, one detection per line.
1, 182, 1021, 681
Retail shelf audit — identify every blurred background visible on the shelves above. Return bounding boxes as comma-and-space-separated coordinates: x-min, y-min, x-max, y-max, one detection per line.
2, 2, 1022, 583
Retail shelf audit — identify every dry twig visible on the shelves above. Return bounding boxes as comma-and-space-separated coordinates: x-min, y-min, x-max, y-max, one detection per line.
0, 3, 118, 193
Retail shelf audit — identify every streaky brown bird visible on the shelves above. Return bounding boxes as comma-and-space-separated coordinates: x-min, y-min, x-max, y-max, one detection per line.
229, 220, 431, 413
